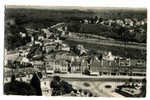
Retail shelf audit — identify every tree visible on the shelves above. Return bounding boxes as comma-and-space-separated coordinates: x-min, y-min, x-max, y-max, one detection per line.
83, 68, 90, 75
30, 72, 43, 96
60, 80, 73, 94
4, 75, 36, 95
50, 76, 74, 96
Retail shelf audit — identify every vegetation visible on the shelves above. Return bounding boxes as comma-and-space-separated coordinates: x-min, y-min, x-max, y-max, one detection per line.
68, 23, 147, 43
30, 72, 43, 96
83, 82, 90, 87
4, 75, 36, 95
50, 76, 74, 96
83, 68, 90, 75
5, 21, 31, 50
65, 39, 146, 59
5, 7, 147, 51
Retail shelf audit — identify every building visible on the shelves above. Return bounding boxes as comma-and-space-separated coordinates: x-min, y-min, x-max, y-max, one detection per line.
40, 79, 52, 96
54, 60, 68, 73
119, 57, 131, 66
41, 28, 53, 38
90, 56, 101, 72
4, 49, 8, 66
45, 60, 55, 74
124, 18, 134, 27
43, 43, 57, 53
38, 35, 44, 41
81, 59, 89, 72
76, 45, 87, 56
13, 57, 32, 68
54, 51, 76, 61
116, 19, 125, 27
60, 44, 70, 52
102, 51, 115, 66
130, 59, 146, 76
71, 60, 81, 73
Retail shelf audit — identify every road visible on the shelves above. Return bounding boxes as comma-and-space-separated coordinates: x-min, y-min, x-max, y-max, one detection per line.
45, 73, 146, 82
41, 76, 125, 97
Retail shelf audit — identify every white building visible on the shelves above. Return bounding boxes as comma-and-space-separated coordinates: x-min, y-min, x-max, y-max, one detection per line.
103, 51, 115, 61
4, 49, 8, 66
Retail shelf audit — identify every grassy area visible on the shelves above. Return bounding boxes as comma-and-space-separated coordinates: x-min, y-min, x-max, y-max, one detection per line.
64, 39, 146, 59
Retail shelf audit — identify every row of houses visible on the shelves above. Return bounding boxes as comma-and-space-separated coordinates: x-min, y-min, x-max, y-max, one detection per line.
5, 49, 146, 79
43, 53, 146, 76
81, 17, 147, 28
42, 40, 70, 53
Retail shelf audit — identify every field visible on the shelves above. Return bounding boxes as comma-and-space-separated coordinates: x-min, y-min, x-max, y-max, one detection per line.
64, 39, 146, 59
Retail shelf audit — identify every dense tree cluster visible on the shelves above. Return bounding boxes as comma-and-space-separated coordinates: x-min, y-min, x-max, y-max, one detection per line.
50, 76, 74, 96
4, 75, 36, 95
68, 23, 147, 43
30, 72, 43, 96
5, 19, 31, 50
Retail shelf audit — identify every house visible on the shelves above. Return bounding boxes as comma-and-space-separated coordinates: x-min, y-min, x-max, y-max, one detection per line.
81, 59, 89, 73
4, 49, 8, 66
54, 60, 68, 73
60, 44, 70, 52
108, 19, 115, 26
38, 35, 44, 41
116, 19, 125, 27
43, 43, 57, 53
135, 59, 146, 66
21, 57, 30, 64
76, 45, 87, 56
102, 51, 115, 66
55, 51, 76, 61
31, 61, 44, 70
90, 56, 101, 73
119, 57, 131, 66
59, 60, 68, 73
19, 32, 26, 38
124, 18, 134, 27
84, 19, 89, 24
14, 57, 32, 68
41, 28, 53, 38
44, 56, 69, 73
54, 37, 63, 44
18, 50, 29, 57
136, 19, 146, 26
129, 59, 146, 76
34, 41, 42, 46
71, 60, 81, 73
41, 79, 51, 96
45, 60, 55, 74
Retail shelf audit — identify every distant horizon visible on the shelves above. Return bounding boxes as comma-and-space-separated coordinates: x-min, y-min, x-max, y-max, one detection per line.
5, 5, 147, 12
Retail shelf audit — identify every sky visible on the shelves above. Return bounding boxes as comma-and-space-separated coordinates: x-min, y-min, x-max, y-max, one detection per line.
5, 5, 146, 12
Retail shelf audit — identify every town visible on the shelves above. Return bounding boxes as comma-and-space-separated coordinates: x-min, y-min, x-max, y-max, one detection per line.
4, 6, 147, 97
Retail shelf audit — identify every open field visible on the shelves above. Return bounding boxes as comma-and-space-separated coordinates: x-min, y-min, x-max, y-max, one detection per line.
64, 39, 146, 59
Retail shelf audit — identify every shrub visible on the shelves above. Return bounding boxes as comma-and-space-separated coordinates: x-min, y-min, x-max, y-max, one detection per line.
4, 81, 36, 95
